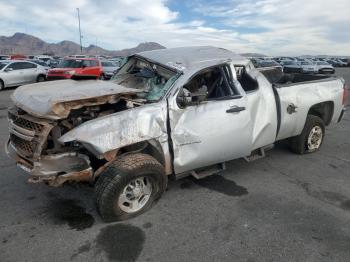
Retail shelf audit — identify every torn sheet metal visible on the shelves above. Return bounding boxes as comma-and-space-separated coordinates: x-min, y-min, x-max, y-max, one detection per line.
58, 102, 169, 155
6, 141, 93, 186
11, 79, 142, 120
30, 152, 93, 186
172, 128, 201, 146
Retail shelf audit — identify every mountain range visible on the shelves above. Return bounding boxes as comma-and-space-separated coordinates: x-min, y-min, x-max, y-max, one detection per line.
0, 33, 165, 57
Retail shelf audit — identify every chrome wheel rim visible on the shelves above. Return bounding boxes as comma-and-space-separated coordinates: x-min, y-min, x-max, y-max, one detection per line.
118, 176, 153, 213
307, 126, 323, 151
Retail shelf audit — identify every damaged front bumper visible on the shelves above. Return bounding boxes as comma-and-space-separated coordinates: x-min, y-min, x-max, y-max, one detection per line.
5, 140, 93, 187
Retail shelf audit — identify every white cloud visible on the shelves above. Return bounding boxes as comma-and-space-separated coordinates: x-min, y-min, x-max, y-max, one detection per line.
191, 0, 350, 55
0, 0, 349, 55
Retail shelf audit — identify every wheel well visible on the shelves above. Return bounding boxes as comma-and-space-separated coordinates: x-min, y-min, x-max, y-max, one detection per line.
90, 140, 167, 180
122, 140, 165, 167
37, 74, 46, 80
308, 101, 334, 125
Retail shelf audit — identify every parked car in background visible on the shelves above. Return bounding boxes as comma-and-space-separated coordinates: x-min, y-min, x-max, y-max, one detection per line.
280, 60, 302, 73
252, 59, 283, 71
340, 58, 350, 66
101, 60, 120, 79
315, 61, 335, 74
68, 55, 88, 59
10, 54, 27, 60
0, 60, 46, 90
49, 59, 61, 68
333, 59, 348, 67
34, 55, 53, 64
326, 60, 340, 67
28, 59, 51, 71
299, 61, 318, 74
47, 58, 103, 80
0, 55, 10, 60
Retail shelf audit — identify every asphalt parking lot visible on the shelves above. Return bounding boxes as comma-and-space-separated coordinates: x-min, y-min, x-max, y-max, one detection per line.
0, 69, 349, 262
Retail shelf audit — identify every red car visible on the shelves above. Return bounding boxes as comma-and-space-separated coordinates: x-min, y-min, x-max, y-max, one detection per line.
47, 58, 103, 80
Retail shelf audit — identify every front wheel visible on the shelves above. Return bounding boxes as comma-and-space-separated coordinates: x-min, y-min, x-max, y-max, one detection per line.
94, 153, 167, 222
289, 115, 325, 154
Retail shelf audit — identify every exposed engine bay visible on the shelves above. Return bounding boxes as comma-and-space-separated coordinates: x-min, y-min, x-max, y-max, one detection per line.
7, 95, 142, 186
7, 55, 178, 186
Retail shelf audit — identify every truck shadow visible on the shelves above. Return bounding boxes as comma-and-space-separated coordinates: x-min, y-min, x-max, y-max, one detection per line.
177, 175, 248, 197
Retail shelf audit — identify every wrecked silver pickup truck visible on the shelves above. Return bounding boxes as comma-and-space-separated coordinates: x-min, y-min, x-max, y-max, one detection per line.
6, 46, 348, 221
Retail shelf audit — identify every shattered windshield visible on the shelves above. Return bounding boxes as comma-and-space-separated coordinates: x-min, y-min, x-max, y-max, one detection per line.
111, 57, 179, 102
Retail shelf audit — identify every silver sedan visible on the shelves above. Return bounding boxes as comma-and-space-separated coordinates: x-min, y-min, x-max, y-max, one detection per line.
0, 60, 47, 90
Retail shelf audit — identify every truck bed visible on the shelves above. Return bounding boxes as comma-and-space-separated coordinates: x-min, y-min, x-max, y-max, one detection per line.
264, 69, 345, 141
258, 67, 334, 87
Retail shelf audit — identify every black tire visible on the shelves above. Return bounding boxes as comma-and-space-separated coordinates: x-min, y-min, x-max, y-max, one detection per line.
95, 153, 167, 222
37, 75, 46, 82
289, 115, 325, 154
99, 74, 105, 80
0, 79, 4, 90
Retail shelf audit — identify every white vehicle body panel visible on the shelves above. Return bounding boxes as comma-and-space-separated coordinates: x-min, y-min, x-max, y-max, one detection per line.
276, 78, 345, 140
168, 92, 252, 174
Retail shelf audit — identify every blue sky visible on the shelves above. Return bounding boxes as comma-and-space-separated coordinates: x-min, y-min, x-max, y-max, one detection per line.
0, 0, 349, 55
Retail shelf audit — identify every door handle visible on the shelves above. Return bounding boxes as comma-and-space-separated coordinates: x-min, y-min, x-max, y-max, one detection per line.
226, 106, 246, 113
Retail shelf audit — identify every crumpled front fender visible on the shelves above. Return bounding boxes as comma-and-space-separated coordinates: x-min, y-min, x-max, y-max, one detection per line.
58, 103, 168, 156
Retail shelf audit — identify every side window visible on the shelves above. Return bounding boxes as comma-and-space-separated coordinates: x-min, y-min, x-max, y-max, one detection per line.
235, 66, 258, 92
8, 62, 25, 70
90, 60, 98, 67
22, 62, 37, 69
178, 65, 240, 107
82, 60, 91, 67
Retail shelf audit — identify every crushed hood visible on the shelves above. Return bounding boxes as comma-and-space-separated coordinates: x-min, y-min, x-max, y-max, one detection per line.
11, 80, 142, 119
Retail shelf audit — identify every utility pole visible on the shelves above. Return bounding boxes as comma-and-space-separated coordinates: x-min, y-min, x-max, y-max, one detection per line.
77, 8, 83, 54
95, 37, 98, 56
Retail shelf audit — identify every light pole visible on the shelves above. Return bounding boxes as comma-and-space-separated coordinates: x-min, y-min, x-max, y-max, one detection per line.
77, 8, 83, 54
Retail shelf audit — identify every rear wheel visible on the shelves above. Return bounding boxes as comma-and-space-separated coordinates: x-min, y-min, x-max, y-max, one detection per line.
99, 74, 105, 80
37, 75, 46, 82
0, 79, 4, 90
95, 153, 167, 222
289, 115, 325, 154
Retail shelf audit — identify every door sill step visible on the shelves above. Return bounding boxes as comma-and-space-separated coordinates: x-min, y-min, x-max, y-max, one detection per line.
191, 163, 226, 179
244, 144, 274, 162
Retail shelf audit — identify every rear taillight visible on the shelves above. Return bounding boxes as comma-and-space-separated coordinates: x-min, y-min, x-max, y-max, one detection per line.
343, 84, 349, 106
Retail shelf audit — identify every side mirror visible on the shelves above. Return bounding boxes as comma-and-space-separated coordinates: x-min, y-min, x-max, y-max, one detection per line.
176, 88, 192, 108
5, 68, 13, 72
176, 86, 208, 108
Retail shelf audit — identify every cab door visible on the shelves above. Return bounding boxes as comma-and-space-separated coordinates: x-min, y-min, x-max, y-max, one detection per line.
81, 60, 100, 77
4, 62, 26, 86
21, 62, 38, 83
168, 64, 253, 174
